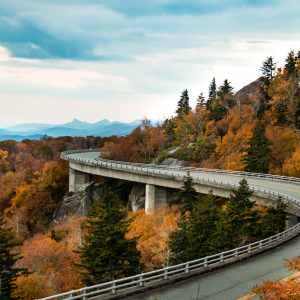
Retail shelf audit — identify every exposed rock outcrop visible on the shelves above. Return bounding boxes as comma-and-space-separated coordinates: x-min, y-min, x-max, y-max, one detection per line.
128, 184, 145, 211
235, 77, 265, 108
54, 182, 103, 220
160, 157, 185, 167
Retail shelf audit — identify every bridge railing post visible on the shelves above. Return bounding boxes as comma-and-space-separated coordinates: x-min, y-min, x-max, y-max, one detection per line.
68, 291, 74, 299
139, 274, 144, 287
82, 289, 87, 300
164, 269, 168, 280
204, 257, 208, 267
234, 249, 238, 257
112, 281, 116, 294
185, 262, 189, 274
220, 253, 224, 262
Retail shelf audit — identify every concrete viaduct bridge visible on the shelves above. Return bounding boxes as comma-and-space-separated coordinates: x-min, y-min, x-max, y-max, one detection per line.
62, 149, 300, 216
42, 149, 300, 300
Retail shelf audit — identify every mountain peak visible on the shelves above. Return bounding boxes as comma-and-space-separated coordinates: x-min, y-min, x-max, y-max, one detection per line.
70, 118, 84, 124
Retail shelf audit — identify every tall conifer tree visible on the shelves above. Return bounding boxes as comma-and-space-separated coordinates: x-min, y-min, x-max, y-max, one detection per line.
261, 56, 276, 84
195, 93, 206, 112
242, 123, 271, 173
169, 193, 220, 264
226, 179, 259, 242
0, 213, 26, 300
78, 187, 141, 285
218, 79, 233, 97
285, 50, 297, 76
207, 78, 217, 110
176, 90, 191, 117
177, 174, 198, 213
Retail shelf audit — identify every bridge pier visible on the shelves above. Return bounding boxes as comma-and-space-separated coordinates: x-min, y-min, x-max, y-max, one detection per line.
145, 184, 156, 214
286, 214, 300, 228
69, 168, 91, 193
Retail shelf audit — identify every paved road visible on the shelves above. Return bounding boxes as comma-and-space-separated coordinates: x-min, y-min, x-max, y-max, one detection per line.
63, 151, 300, 300
128, 236, 300, 300
66, 151, 300, 201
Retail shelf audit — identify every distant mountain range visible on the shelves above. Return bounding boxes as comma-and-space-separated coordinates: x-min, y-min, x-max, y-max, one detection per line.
0, 119, 142, 141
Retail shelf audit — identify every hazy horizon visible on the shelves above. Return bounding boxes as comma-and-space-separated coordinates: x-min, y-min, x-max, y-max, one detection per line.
0, 117, 145, 128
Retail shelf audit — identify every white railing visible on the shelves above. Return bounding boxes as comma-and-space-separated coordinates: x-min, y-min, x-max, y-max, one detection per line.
61, 149, 300, 185
61, 150, 300, 212
36, 150, 300, 300
39, 222, 300, 300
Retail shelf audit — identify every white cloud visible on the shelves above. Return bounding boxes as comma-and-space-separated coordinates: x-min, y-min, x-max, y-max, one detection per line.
1, 1, 300, 124
0, 46, 11, 61
0, 58, 130, 90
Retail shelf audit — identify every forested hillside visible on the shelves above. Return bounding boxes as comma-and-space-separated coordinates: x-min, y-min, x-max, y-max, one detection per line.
1, 51, 300, 299
102, 51, 300, 177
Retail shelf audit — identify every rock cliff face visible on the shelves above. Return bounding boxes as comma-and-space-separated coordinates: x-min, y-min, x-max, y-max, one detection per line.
128, 184, 145, 211
55, 180, 180, 219
234, 77, 265, 108
54, 182, 104, 220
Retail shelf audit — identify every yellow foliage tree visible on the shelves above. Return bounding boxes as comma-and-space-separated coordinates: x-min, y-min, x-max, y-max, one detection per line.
283, 146, 300, 177
126, 207, 179, 270
266, 126, 298, 174
14, 217, 84, 299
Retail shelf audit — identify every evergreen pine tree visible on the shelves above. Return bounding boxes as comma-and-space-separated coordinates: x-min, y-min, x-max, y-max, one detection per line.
261, 56, 276, 84
218, 79, 235, 107
285, 50, 297, 76
176, 90, 191, 117
77, 187, 141, 285
207, 78, 217, 110
258, 198, 287, 238
295, 100, 300, 129
0, 213, 26, 300
256, 98, 268, 119
227, 179, 254, 214
226, 179, 258, 242
169, 193, 220, 264
177, 174, 198, 213
274, 101, 288, 125
168, 214, 190, 264
209, 103, 228, 121
242, 123, 271, 173
208, 79, 234, 120
163, 118, 176, 146
257, 58, 276, 119
195, 93, 206, 112
218, 79, 234, 97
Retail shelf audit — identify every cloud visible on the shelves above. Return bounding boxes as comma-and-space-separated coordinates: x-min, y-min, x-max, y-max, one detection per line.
0, 0, 292, 61
0, 46, 11, 61
0, 0, 300, 124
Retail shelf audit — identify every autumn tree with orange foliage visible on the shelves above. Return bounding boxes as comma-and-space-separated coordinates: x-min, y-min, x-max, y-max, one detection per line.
6, 161, 68, 239
283, 146, 300, 177
14, 217, 83, 300
127, 207, 179, 270
253, 256, 300, 299
101, 121, 165, 163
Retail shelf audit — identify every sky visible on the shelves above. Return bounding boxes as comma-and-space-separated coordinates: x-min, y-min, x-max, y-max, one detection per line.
1, 0, 300, 126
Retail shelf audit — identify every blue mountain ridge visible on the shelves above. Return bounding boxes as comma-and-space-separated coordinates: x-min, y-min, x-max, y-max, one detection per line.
0, 119, 143, 141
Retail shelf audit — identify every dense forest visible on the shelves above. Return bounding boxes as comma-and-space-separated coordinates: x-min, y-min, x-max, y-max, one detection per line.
1, 50, 300, 299
102, 50, 300, 177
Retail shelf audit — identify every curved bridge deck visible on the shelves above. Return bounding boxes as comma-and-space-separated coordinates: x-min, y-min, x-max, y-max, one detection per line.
49, 150, 300, 300
63, 150, 300, 216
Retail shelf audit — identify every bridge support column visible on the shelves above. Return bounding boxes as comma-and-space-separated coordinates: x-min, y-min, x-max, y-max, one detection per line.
145, 184, 156, 214
69, 168, 91, 193
286, 214, 299, 228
